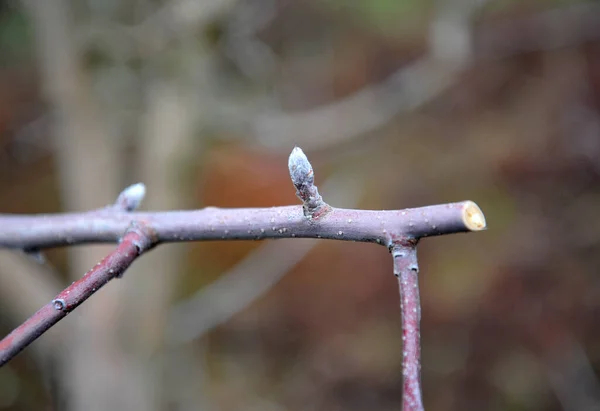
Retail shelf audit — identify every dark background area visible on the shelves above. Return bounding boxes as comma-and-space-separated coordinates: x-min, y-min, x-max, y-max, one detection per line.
1, 0, 600, 410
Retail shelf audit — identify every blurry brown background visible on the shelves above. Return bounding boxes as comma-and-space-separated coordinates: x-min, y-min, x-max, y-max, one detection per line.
1, 0, 600, 410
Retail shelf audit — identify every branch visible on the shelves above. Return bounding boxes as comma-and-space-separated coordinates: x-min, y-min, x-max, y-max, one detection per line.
0, 251, 62, 324
0, 250, 62, 362
0, 200, 484, 249
0, 223, 156, 366
392, 240, 423, 411
0, 147, 486, 411
0, 190, 484, 251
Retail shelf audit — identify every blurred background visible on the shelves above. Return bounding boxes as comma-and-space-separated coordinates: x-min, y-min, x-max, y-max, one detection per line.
1, 0, 600, 410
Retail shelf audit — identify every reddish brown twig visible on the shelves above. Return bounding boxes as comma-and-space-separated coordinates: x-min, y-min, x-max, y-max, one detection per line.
0, 223, 156, 366
392, 239, 423, 411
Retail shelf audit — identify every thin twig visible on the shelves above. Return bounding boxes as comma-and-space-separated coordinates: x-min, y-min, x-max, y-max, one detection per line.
0, 250, 62, 361
392, 239, 423, 411
0, 223, 156, 366
0, 251, 62, 324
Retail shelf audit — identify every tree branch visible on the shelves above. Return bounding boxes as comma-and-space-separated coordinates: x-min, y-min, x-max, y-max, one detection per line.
0, 146, 486, 411
0, 223, 156, 366
392, 239, 423, 411
0, 200, 484, 249
0, 250, 62, 362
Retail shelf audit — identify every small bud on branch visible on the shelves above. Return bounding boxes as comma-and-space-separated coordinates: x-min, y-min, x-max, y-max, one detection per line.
288, 147, 314, 188
288, 147, 330, 218
114, 183, 146, 211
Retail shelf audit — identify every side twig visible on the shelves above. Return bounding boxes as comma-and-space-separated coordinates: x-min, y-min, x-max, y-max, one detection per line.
0, 223, 156, 366
392, 239, 423, 411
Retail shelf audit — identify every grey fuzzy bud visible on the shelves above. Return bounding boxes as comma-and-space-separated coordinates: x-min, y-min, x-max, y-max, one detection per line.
115, 183, 146, 211
288, 147, 314, 189
288, 146, 330, 218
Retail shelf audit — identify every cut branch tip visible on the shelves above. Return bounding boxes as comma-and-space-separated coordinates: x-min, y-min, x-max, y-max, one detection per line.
462, 201, 486, 231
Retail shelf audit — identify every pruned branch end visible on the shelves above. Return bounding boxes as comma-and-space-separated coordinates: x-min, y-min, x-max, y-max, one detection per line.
462, 201, 486, 231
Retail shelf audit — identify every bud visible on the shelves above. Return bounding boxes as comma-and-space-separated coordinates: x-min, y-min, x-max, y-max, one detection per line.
115, 183, 146, 211
288, 146, 314, 190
